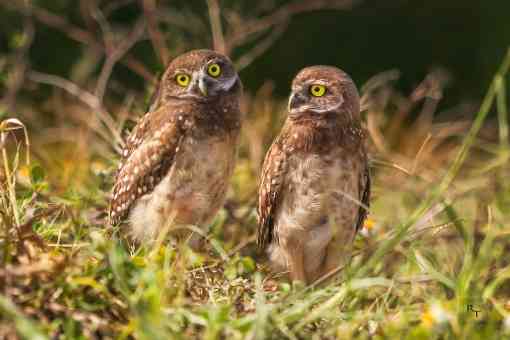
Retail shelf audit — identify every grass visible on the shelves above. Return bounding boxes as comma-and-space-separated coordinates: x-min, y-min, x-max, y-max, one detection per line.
1, 49, 510, 339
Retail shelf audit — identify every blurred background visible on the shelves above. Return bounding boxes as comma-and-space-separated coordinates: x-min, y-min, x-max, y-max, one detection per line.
2, 0, 509, 101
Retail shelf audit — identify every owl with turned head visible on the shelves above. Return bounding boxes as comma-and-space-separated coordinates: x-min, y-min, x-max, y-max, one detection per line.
109, 49, 242, 246
258, 66, 370, 284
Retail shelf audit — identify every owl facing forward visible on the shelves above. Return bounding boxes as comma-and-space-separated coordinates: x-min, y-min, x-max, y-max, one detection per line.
109, 49, 242, 245
258, 66, 370, 284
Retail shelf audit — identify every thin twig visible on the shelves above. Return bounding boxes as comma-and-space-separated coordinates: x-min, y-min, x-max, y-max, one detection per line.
411, 133, 432, 174
141, 0, 170, 65
28, 71, 124, 151
228, 234, 256, 256
90, 4, 115, 50
226, 0, 357, 52
370, 158, 412, 175
235, 22, 288, 71
3, 0, 154, 82
29, 72, 101, 111
94, 18, 146, 103
206, 0, 227, 53
366, 110, 390, 154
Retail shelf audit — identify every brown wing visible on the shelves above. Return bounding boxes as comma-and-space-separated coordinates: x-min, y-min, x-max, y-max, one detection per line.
355, 155, 371, 232
257, 137, 288, 251
120, 113, 152, 161
108, 109, 188, 225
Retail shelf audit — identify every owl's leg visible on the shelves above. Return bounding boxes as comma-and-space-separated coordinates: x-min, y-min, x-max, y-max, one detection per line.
320, 225, 355, 281
281, 233, 307, 283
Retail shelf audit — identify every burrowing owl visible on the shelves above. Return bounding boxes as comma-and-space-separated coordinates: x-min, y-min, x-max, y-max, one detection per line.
109, 49, 242, 246
257, 66, 370, 284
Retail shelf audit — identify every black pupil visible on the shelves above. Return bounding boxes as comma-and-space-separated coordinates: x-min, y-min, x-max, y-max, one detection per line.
180, 76, 186, 82
212, 66, 217, 72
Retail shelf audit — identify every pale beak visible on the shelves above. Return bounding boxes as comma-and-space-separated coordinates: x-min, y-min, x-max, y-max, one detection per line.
288, 91, 307, 112
198, 74, 208, 96
287, 93, 295, 112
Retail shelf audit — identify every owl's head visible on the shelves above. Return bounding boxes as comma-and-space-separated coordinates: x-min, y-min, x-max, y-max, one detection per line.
288, 66, 360, 121
159, 49, 241, 103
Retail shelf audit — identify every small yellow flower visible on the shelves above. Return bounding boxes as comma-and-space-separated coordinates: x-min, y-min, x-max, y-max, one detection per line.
363, 218, 375, 230
421, 310, 434, 328
18, 165, 29, 178
361, 217, 379, 237
421, 301, 451, 328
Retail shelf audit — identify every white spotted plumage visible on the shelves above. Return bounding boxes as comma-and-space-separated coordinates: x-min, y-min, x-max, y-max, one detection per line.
257, 65, 370, 284
108, 49, 242, 246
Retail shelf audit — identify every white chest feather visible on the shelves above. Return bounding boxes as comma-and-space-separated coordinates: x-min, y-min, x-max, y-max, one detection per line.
129, 135, 236, 240
270, 152, 361, 274
278, 153, 360, 230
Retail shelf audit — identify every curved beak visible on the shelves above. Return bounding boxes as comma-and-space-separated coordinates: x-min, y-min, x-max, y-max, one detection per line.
188, 72, 208, 97
198, 73, 208, 96
288, 91, 307, 112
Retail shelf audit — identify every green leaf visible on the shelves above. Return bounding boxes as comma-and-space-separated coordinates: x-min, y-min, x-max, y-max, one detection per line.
414, 251, 456, 290
30, 164, 45, 184
240, 256, 256, 274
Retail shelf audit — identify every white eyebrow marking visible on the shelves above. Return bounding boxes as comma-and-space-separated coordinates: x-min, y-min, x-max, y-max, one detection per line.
308, 79, 329, 86
216, 74, 239, 92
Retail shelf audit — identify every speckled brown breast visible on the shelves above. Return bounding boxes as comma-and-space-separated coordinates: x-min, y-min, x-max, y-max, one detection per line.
269, 146, 363, 277
128, 130, 238, 241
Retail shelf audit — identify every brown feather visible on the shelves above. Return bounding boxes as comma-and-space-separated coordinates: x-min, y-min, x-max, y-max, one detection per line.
108, 49, 242, 236
108, 107, 188, 225
257, 65, 370, 283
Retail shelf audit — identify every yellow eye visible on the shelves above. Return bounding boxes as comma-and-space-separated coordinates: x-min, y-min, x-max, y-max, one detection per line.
207, 63, 221, 77
175, 74, 190, 87
310, 84, 326, 97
